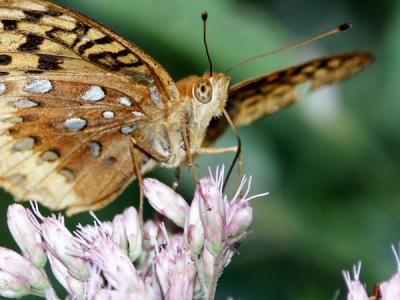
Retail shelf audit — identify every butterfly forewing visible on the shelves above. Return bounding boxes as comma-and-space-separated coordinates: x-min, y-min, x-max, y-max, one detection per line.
0, 0, 176, 214
205, 52, 373, 145
0, 0, 178, 92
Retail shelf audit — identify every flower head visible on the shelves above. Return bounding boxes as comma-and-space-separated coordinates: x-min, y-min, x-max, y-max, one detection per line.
0, 166, 264, 299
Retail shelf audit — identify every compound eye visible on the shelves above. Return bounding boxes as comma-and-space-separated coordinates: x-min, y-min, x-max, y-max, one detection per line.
193, 79, 213, 104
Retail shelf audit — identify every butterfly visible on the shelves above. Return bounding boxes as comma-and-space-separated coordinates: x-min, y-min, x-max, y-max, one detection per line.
0, 0, 373, 215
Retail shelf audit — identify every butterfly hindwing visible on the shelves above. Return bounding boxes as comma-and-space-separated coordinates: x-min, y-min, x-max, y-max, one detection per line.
205, 51, 373, 145
0, 76, 159, 214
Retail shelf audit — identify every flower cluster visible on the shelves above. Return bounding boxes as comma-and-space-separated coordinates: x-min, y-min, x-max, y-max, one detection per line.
343, 245, 400, 299
0, 167, 267, 299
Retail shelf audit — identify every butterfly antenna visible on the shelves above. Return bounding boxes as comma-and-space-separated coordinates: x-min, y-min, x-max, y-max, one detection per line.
224, 23, 352, 73
202, 11, 213, 77
222, 107, 242, 193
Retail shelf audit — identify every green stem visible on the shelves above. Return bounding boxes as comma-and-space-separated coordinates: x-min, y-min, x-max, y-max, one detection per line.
194, 255, 209, 300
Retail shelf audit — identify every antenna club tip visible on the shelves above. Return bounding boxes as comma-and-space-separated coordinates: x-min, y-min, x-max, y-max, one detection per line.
339, 23, 352, 31
201, 11, 208, 21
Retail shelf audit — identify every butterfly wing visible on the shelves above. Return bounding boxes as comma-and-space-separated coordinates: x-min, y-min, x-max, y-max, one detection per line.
0, 0, 176, 214
205, 51, 373, 144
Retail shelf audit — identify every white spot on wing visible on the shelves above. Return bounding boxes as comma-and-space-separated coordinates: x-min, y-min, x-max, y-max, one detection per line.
102, 111, 115, 120
24, 80, 52, 93
0, 82, 6, 94
117, 97, 132, 107
104, 157, 116, 166
12, 137, 35, 151
120, 126, 134, 135
81, 86, 105, 101
89, 142, 102, 157
64, 118, 87, 132
41, 150, 59, 162
60, 169, 75, 182
13, 99, 39, 108
132, 111, 144, 118
149, 85, 163, 109
3, 116, 23, 123
6, 173, 27, 184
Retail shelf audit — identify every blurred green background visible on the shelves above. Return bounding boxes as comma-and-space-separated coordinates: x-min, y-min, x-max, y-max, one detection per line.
1, 0, 399, 299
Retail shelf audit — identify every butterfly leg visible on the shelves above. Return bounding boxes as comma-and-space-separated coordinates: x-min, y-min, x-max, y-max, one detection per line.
180, 122, 197, 180
129, 140, 144, 225
198, 146, 238, 155
198, 146, 244, 192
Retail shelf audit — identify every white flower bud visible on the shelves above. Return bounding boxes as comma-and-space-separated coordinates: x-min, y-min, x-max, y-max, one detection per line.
184, 196, 204, 256
225, 202, 253, 242
0, 270, 30, 298
79, 232, 143, 293
0, 247, 51, 298
144, 178, 189, 227
165, 249, 196, 300
112, 214, 128, 255
40, 217, 90, 281
7, 204, 46, 268
198, 178, 225, 257
155, 232, 196, 300
123, 207, 142, 262
47, 252, 84, 297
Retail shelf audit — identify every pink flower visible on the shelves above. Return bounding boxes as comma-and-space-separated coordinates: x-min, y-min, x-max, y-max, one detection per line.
155, 226, 196, 300
145, 167, 267, 299
343, 262, 369, 300
380, 245, 400, 299
39, 214, 91, 281
76, 224, 144, 293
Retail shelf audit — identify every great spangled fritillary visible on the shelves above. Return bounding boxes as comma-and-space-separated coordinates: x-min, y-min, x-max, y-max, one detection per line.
0, 0, 373, 215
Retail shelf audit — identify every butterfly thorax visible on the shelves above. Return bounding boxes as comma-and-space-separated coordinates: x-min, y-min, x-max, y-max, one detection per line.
159, 73, 230, 168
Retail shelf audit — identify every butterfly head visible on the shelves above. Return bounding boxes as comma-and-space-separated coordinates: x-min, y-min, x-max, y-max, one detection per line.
192, 72, 230, 110
178, 72, 230, 148
192, 72, 230, 119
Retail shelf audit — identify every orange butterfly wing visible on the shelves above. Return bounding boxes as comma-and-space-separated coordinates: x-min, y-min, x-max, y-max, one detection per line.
0, 0, 177, 214
205, 51, 373, 145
